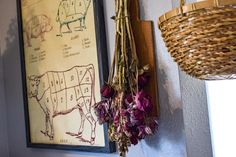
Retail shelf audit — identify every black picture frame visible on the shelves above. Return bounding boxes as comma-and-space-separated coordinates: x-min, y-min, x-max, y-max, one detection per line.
17, 0, 116, 153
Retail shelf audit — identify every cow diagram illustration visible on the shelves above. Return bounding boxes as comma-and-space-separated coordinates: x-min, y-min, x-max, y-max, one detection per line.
27, 64, 97, 145
24, 15, 53, 47
56, 0, 92, 36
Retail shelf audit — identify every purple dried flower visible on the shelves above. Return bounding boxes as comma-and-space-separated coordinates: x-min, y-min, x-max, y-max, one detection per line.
114, 110, 120, 126
135, 91, 153, 113
124, 94, 134, 105
145, 126, 153, 135
120, 109, 129, 117
130, 109, 145, 125
137, 125, 147, 139
138, 72, 150, 88
130, 127, 139, 145
124, 122, 133, 137
147, 119, 158, 134
94, 100, 111, 124
100, 84, 115, 98
130, 136, 139, 145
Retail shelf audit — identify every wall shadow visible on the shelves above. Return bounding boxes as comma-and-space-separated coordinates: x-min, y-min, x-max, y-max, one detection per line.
145, 68, 185, 147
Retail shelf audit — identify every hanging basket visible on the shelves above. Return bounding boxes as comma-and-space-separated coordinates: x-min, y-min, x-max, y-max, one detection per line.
158, 0, 236, 80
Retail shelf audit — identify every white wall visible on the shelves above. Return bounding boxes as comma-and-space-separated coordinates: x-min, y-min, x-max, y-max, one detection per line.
206, 81, 236, 157
179, 72, 213, 157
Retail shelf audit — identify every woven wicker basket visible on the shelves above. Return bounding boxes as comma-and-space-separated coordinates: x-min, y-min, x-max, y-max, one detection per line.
158, 0, 236, 80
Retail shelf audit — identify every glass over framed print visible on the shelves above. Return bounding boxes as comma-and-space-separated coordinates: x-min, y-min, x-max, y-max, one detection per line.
17, 0, 115, 152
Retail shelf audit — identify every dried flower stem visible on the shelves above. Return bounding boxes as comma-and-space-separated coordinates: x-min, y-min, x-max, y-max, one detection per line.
108, 0, 144, 156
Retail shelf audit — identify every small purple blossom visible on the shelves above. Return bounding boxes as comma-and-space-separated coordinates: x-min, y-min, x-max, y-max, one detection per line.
130, 127, 139, 145
138, 125, 147, 139
147, 119, 158, 134
130, 136, 138, 145
100, 84, 115, 98
138, 73, 150, 88
124, 94, 134, 105
124, 122, 133, 137
145, 126, 153, 135
94, 100, 111, 124
135, 91, 152, 113
120, 109, 128, 117
129, 109, 145, 125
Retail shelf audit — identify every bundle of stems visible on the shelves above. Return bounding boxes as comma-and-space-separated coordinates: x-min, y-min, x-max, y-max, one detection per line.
109, 0, 138, 93
108, 0, 139, 156
95, 0, 158, 156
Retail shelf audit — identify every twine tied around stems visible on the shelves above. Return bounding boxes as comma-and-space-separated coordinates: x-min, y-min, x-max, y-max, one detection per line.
111, 15, 130, 21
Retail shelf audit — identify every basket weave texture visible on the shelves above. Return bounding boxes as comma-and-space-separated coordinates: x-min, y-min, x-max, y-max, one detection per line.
159, 2, 236, 80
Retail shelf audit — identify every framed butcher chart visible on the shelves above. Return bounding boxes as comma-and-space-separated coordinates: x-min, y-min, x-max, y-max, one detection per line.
17, 0, 115, 153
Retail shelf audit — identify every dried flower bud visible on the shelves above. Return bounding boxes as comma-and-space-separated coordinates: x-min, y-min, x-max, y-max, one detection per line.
129, 109, 145, 125
130, 136, 138, 145
94, 100, 111, 124
123, 122, 132, 137
148, 119, 158, 134
135, 91, 153, 113
138, 72, 150, 88
120, 109, 128, 117
138, 125, 147, 139
124, 94, 134, 105
100, 84, 115, 98
130, 128, 139, 145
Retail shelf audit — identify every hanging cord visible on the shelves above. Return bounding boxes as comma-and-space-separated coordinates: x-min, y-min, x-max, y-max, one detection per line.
181, 0, 185, 6
180, 0, 185, 15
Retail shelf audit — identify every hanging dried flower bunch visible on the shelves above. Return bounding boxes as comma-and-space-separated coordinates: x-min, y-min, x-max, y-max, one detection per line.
94, 0, 158, 156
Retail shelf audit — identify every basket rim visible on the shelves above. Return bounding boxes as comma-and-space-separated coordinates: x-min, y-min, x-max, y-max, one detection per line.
158, 0, 236, 25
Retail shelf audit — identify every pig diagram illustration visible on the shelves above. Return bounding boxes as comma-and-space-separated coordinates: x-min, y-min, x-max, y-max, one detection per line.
24, 15, 53, 47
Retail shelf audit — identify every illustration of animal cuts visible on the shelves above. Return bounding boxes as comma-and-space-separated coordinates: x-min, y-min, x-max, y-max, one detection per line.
56, 0, 91, 36
28, 64, 97, 145
24, 15, 53, 47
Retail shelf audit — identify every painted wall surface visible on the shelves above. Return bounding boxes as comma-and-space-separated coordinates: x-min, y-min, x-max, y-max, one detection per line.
206, 80, 236, 157
179, 72, 213, 157
0, 9, 9, 157
0, 41, 9, 157
0, 0, 209, 157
